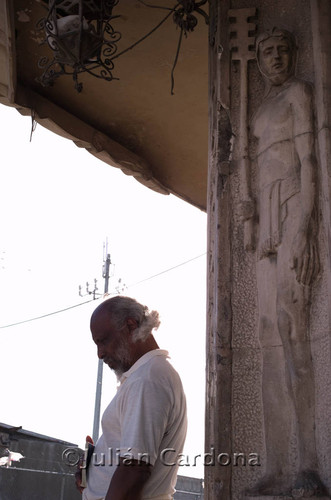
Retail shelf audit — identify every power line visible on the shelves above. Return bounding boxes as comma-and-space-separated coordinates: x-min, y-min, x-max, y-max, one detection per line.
0, 253, 206, 329
0, 297, 103, 330
127, 253, 206, 288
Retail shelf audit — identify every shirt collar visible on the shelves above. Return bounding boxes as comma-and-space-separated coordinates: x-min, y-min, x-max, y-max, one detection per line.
119, 349, 169, 385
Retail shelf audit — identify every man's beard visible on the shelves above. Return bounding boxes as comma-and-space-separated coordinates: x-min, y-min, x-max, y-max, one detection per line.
114, 343, 131, 379
104, 337, 132, 379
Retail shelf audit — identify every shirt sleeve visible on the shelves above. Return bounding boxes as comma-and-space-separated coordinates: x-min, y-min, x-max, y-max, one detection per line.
118, 378, 173, 466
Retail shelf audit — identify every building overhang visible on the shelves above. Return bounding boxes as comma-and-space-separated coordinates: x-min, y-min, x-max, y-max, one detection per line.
0, 0, 208, 210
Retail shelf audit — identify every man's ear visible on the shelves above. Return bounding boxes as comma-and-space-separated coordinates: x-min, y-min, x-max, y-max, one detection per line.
126, 318, 138, 332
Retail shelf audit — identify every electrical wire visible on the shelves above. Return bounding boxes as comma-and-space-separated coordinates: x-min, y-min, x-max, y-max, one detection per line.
0, 297, 103, 330
110, 9, 174, 61
127, 253, 206, 288
0, 253, 206, 329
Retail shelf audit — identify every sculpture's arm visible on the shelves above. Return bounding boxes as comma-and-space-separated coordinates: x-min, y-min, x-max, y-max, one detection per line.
295, 132, 316, 234
291, 130, 319, 285
289, 81, 319, 284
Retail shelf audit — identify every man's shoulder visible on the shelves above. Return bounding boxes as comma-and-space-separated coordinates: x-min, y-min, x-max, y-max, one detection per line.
141, 353, 180, 383
125, 354, 182, 395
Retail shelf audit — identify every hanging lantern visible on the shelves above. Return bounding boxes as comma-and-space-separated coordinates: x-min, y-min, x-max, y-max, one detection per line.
37, 0, 121, 92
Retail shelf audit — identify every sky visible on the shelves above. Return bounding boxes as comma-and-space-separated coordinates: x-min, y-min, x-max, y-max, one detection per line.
0, 103, 207, 478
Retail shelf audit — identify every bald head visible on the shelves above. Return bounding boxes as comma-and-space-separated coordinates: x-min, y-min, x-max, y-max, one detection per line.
91, 296, 160, 342
90, 296, 160, 377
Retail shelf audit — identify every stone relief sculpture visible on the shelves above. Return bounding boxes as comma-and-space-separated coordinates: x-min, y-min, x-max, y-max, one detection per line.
245, 28, 328, 497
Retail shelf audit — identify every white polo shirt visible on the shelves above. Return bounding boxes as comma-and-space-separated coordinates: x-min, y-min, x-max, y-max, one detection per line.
83, 349, 187, 500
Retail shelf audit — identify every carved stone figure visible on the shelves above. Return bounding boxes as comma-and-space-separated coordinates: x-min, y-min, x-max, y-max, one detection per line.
247, 28, 328, 497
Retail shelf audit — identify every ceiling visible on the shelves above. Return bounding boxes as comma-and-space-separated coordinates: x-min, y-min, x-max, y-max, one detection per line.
0, 0, 208, 210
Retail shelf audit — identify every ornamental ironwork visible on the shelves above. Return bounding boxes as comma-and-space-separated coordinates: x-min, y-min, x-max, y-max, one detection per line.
37, 0, 208, 93
37, 0, 121, 92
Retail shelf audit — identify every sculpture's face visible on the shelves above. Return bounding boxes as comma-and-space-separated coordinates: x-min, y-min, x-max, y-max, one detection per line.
258, 36, 291, 84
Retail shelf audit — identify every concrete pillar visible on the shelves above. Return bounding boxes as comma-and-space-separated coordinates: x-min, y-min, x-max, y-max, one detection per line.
206, 1, 331, 498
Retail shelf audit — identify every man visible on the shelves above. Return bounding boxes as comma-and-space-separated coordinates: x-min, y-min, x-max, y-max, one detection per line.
248, 28, 326, 496
76, 296, 187, 500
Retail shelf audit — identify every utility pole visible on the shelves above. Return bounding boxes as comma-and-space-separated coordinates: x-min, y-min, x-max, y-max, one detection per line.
92, 244, 111, 444
78, 242, 123, 443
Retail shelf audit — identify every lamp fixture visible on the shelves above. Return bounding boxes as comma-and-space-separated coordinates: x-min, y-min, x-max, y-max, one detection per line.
37, 0, 208, 93
37, 0, 121, 92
